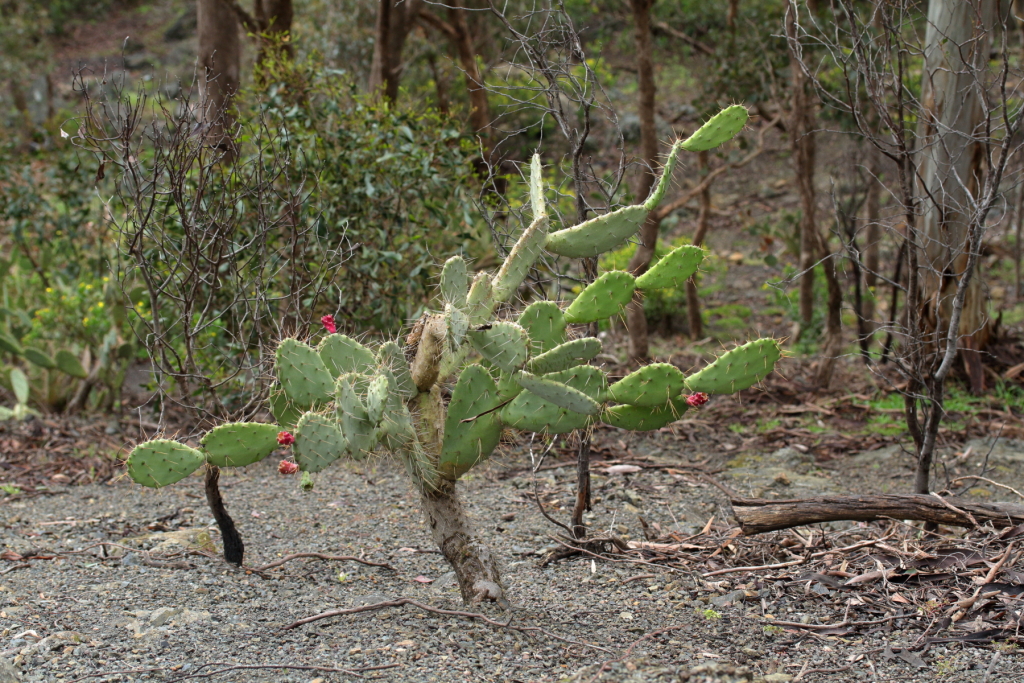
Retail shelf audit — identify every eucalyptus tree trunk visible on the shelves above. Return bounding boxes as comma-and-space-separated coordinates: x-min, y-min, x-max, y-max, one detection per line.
917, 0, 996, 395
785, 3, 818, 340
198, 0, 241, 160
625, 0, 661, 363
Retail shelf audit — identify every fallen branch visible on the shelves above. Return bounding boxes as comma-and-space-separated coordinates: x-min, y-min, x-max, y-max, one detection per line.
281, 597, 613, 654
702, 556, 806, 578
248, 552, 394, 573
730, 494, 1024, 535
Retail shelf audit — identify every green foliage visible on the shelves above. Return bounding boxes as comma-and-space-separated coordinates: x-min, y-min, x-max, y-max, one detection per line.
251, 55, 481, 332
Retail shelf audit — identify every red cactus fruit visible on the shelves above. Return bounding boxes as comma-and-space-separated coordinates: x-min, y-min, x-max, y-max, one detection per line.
321, 315, 337, 334
277, 431, 295, 446
278, 460, 299, 475
686, 392, 709, 408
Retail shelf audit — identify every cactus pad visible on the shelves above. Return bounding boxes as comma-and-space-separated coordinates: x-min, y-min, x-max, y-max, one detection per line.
202, 422, 281, 468
492, 215, 549, 302
635, 245, 705, 290
365, 374, 389, 425
467, 322, 530, 373
527, 337, 602, 374
445, 303, 469, 349
518, 301, 567, 353
0, 332, 23, 356
276, 339, 334, 407
270, 386, 303, 431
602, 397, 689, 431
318, 334, 376, 378
441, 255, 469, 308
500, 365, 607, 433
685, 338, 782, 394
608, 363, 686, 407
545, 205, 647, 259
679, 104, 748, 153
55, 350, 88, 379
564, 271, 636, 324
9, 368, 28, 405
337, 374, 376, 458
465, 272, 495, 327
377, 341, 416, 399
293, 412, 347, 472
126, 439, 206, 488
439, 365, 503, 480
23, 348, 56, 369
515, 371, 601, 415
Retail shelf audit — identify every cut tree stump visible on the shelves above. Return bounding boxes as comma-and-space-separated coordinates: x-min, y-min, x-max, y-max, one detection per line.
731, 494, 1024, 535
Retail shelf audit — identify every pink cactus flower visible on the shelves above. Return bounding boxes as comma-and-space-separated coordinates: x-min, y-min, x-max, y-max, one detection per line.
278, 460, 299, 475
277, 431, 295, 446
321, 315, 337, 334
686, 392, 709, 408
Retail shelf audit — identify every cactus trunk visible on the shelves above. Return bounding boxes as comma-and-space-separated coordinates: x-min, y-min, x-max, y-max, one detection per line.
419, 478, 506, 606
204, 465, 244, 565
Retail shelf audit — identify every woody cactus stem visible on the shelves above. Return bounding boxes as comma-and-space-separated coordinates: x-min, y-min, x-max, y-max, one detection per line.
204, 465, 244, 565
121, 106, 780, 605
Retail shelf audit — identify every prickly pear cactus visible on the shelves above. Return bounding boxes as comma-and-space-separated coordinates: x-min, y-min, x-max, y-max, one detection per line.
122, 106, 781, 601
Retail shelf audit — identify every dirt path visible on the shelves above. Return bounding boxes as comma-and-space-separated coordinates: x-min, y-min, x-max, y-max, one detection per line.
2, 428, 1022, 682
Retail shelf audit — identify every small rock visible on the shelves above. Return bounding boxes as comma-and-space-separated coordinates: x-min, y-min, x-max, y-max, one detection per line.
773, 471, 791, 486
148, 607, 179, 627
0, 658, 18, 683
710, 590, 746, 607
764, 675, 794, 682
121, 553, 141, 566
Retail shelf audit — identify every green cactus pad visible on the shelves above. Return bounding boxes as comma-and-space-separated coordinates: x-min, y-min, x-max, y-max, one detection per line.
465, 272, 494, 327
318, 334, 376, 378
515, 371, 601, 415
635, 245, 705, 290
679, 104, 748, 153
564, 271, 636, 324
545, 205, 647, 259
55, 350, 88, 379
9, 368, 28, 405
0, 331, 23, 356
467, 322, 530, 373
23, 348, 56, 369
530, 153, 545, 218
527, 337, 602, 374
202, 422, 281, 468
441, 255, 469, 308
445, 303, 469, 349
377, 341, 416, 399
126, 439, 206, 488
276, 338, 334, 407
337, 374, 376, 459
608, 363, 687, 407
365, 374, 389, 425
270, 386, 303, 432
500, 365, 607, 434
492, 215, 549, 303
439, 365, 503, 480
492, 368, 524, 402
379, 400, 416, 453
518, 301, 567, 353
293, 412, 347, 473
602, 397, 689, 431
684, 338, 782, 395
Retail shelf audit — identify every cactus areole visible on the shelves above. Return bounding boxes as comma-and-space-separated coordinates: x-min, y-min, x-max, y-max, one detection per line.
122, 106, 781, 604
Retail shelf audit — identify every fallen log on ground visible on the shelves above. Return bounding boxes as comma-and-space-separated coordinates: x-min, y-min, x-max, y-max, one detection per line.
731, 494, 1024, 535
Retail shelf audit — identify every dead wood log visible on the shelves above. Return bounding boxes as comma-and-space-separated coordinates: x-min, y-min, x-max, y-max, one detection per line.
731, 494, 1024, 535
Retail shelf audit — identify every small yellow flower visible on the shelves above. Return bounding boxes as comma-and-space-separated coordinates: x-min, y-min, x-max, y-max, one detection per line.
45, 287, 53, 293
102, 277, 109, 283
97, 302, 104, 308
82, 317, 89, 325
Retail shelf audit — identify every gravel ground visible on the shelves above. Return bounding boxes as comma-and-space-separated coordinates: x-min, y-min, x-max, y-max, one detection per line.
2, 429, 1023, 683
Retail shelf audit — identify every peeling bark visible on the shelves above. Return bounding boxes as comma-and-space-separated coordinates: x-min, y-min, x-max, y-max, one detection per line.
419, 479, 507, 606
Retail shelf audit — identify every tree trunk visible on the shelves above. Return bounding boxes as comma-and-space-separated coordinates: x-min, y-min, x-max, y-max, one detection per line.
625, 0, 660, 364
369, 0, 393, 96
254, 0, 293, 63
732, 494, 1024, 535
205, 464, 244, 564
917, 0, 997, 394
419, 479, 506, 606
814, 230, 843, 387
786, 3, 817, 339
198, 0, 242, 160
686, 150, 712, 340
370, 0, 421, 100
862, 143, 882, 330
